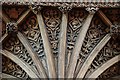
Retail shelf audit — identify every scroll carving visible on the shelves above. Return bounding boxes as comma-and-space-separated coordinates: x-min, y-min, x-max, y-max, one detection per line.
42, 8, 61, 55
86, 36, 120, 77
2, 55, 30, 79
19, 14, 48, 71
80, 16, 107, 60
3, 36, 34, 66
66, 9, 88, 68
75, 16, 108, 74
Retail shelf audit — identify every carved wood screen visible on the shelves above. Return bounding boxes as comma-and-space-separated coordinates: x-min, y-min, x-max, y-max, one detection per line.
0, 1, 120, 80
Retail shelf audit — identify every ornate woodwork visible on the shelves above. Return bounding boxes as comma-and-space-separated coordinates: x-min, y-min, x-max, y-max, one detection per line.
0, 1, 120, 80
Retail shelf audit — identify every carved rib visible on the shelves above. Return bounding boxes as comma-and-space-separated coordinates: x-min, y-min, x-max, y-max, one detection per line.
98, 10, 112, 27
67, 14, 94, 78
0, 33, 8, 43
2, 73, 21, 79
87, 54, 120, 78
77, 34, 111, 78
16, 9, 31, 25
1, 50, 39, 78
0, 11, 10, 23
37, 12, 56, 78
58, 13, 68, 78
17, 32, 47, 78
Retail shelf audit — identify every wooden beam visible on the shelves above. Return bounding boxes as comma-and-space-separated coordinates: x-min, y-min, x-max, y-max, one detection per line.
0, 33, 8, 43
87, 54, 120, 78
16, 9, 31, 25
1, 50, 39, 78
77, 34, 111, 78
58, 13, 68, 78
67, 13, 94, 78
37, 12, 56, 78
98, 10, 112, 27
17, 32, 47, 78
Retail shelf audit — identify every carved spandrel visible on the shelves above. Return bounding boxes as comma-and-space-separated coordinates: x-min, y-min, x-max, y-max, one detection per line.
42, 7, 61, 55
2, 55, 30, 79
19, 13, 48, 71
85, 36, 120, 77
3, 36, 34, 66
66, 9, 88, 69
80, 16, 107, 60
74, 15, 108, 76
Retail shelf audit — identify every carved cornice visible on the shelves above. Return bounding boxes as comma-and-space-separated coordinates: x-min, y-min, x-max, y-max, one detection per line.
0, 2, 120, 8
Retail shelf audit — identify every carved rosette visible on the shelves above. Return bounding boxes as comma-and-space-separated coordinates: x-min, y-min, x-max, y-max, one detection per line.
6, 22, 18, 34
86, 7, 99, 14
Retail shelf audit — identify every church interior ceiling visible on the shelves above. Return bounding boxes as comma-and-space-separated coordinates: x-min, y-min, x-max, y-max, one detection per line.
0, 1, 120, 80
